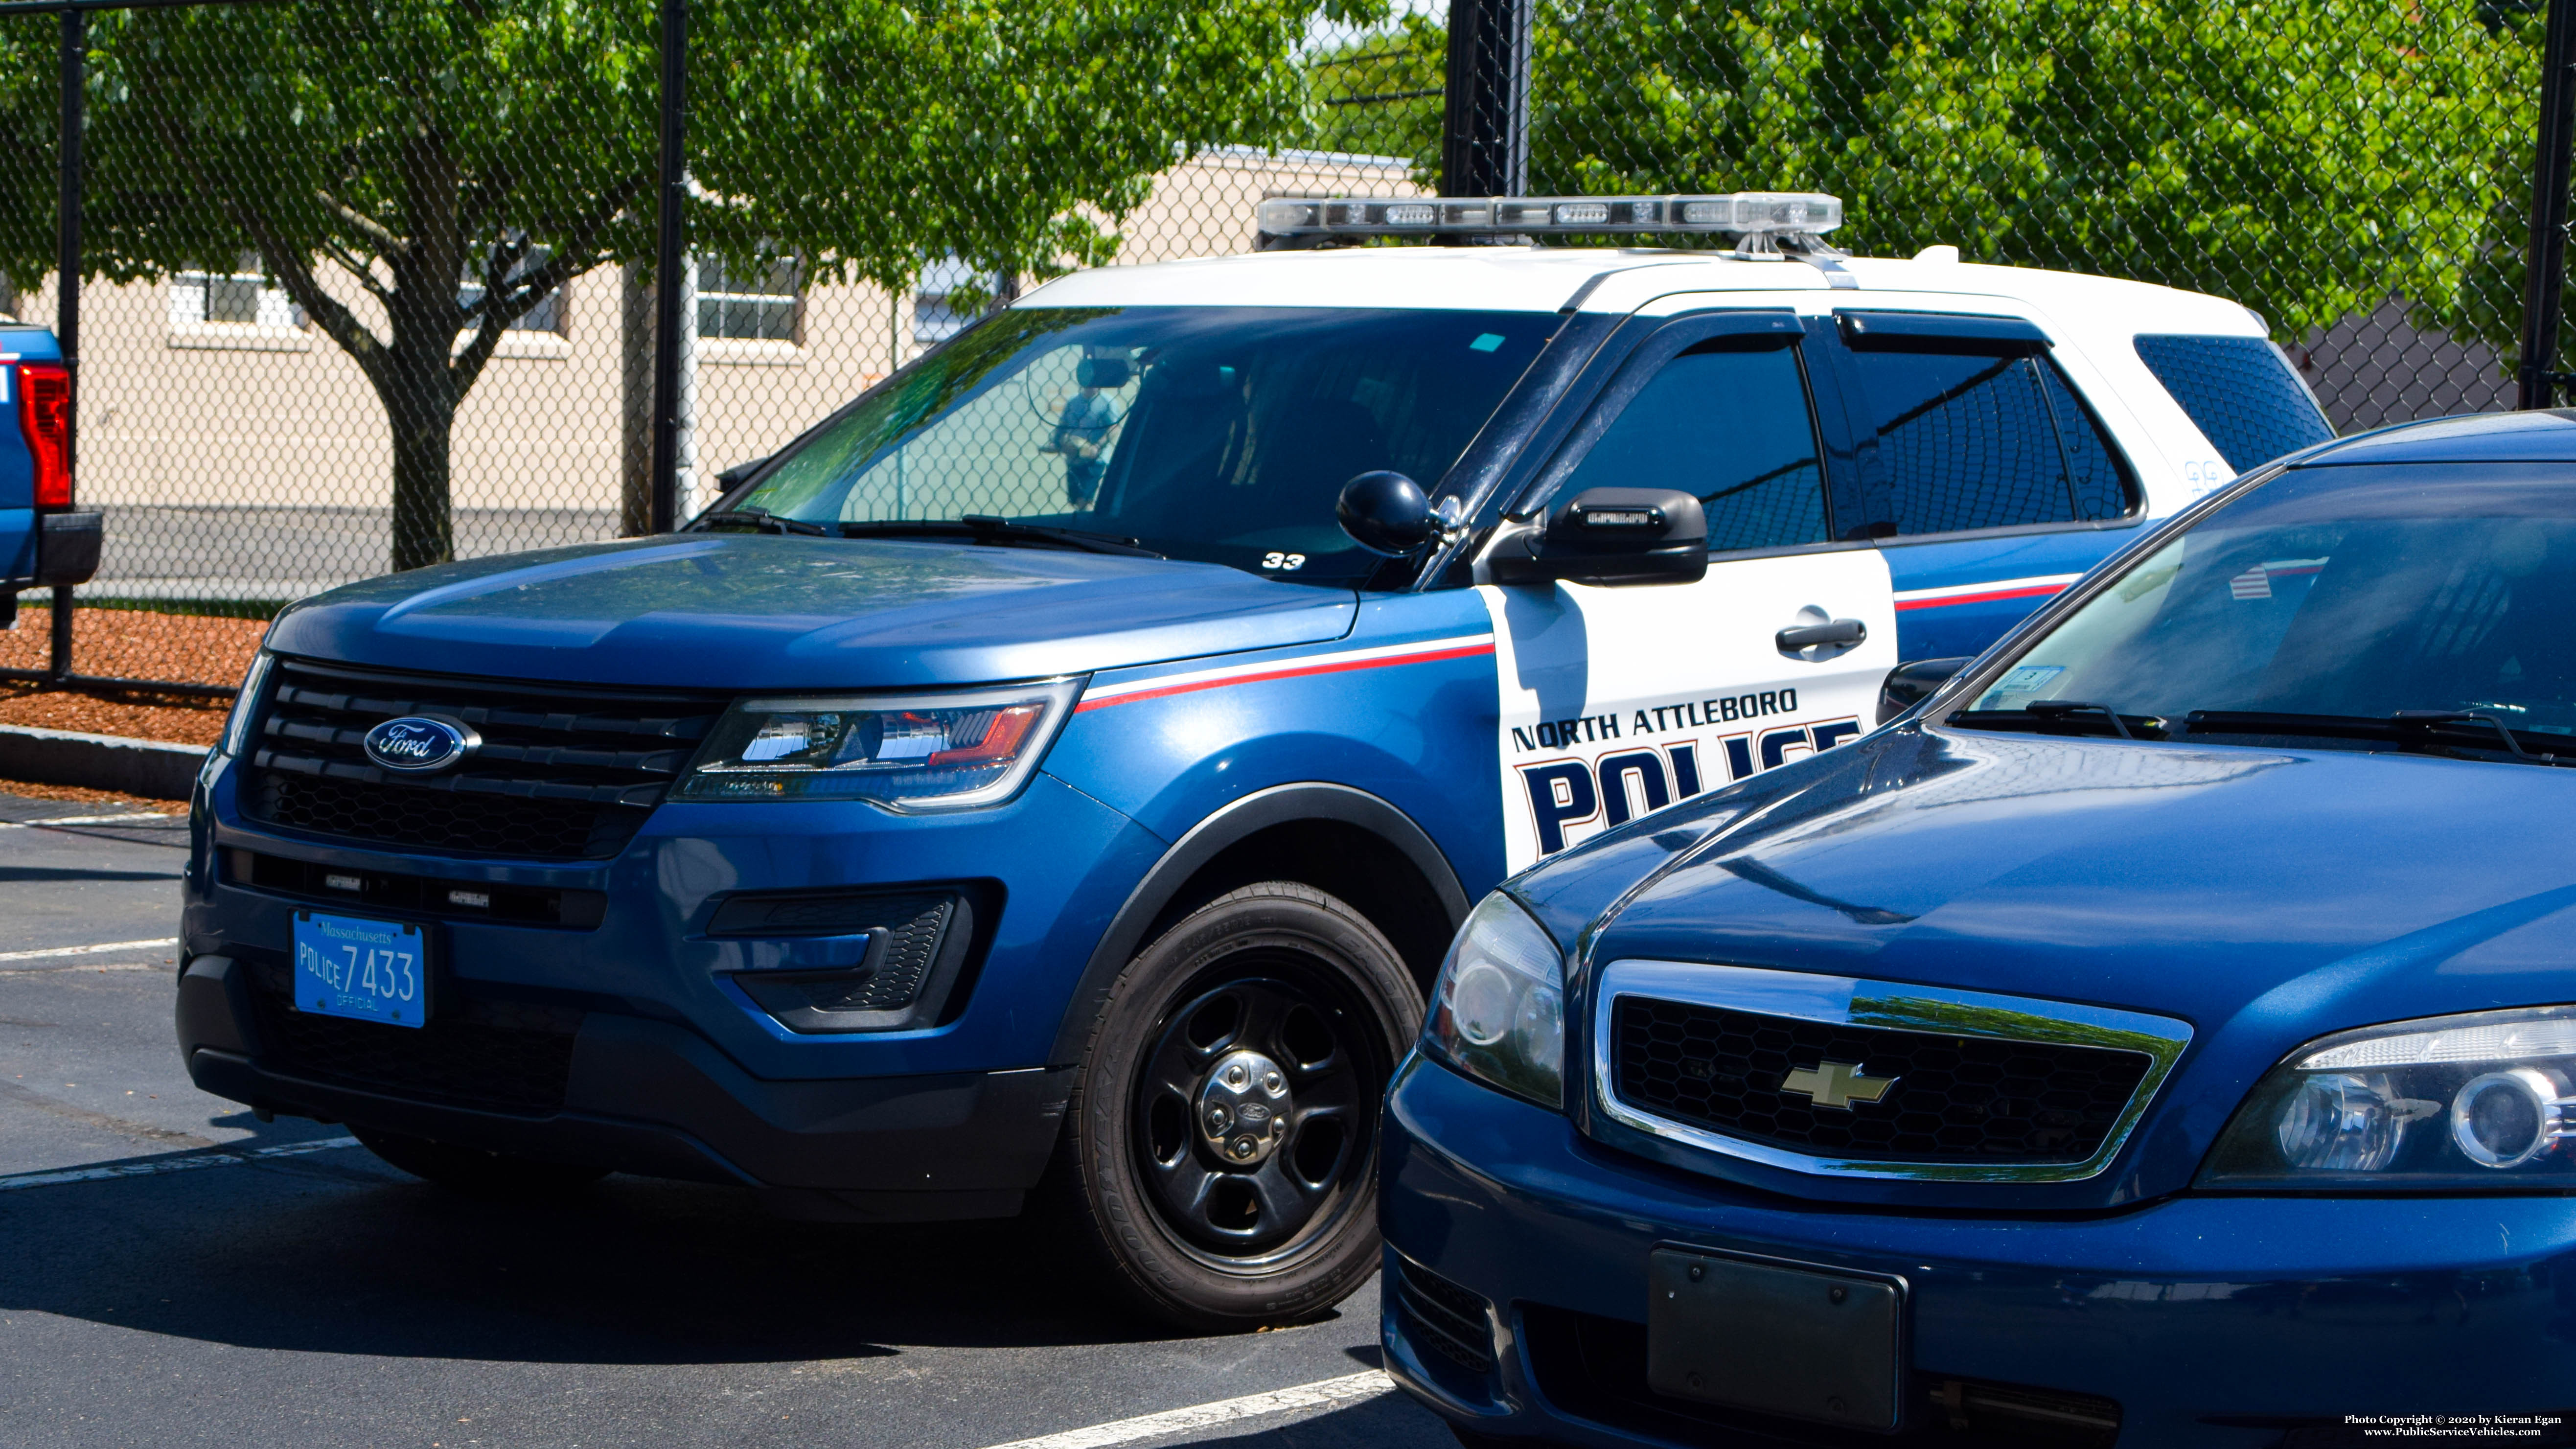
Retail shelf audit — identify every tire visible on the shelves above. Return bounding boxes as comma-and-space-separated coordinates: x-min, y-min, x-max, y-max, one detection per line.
352, 1126, 608, 1197
1049, 880, 1424, 1331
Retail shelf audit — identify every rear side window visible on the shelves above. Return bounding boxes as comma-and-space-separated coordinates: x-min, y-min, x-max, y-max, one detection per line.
2133, 334, 2335, 474
1552, 338, 1830, 552
1844, 347, 2134, 537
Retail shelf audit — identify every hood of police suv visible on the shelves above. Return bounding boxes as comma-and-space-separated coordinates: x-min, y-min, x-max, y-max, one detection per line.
1524, 722, 2576, 1206
262, 534, 1359, 689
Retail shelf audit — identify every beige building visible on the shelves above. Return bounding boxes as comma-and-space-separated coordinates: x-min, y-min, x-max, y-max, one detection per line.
38, 145, 1417, 600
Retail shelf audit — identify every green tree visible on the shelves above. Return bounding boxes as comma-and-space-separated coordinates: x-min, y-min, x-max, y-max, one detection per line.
0, 0, 1340, 572
1319, 0, 2541, 362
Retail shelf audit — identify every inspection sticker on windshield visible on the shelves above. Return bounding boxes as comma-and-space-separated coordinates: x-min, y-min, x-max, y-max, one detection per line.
292, 911, 427, 1029
1990, 664, 2065, 698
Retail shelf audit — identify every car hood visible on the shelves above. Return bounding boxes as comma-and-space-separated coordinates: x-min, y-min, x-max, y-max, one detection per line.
1556, 725, 2576, 1202
1585, 726, 2576, 1027
263, 534, 1358, 689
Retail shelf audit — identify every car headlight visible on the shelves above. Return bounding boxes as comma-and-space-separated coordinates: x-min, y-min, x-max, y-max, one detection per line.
673, 678, 1079, 810
221, 651, 274, 757
2199, 1005, 2576, 1189
1424, 892, 1565, 1110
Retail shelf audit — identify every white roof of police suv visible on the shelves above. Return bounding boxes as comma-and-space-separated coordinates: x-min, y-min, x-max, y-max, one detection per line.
1015, 245, 2267, 341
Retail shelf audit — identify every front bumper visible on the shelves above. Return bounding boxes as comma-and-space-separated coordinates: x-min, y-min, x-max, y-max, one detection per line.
179, 953, 1067, 1219
1380, 1054, 2576, 1447
182, 751, 1168, 1218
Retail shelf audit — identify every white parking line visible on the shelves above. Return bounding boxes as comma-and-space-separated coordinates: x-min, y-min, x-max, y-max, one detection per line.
0, 1136, 361, 1192
0, 812, 176, 829
0, 937, 180, 964
973, 1371, 1396, 1449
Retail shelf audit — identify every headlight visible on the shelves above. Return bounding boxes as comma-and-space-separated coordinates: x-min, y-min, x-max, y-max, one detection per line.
2200, 1005, 2576, 1190
1424, 892, 1565, 1110
220, 651, 274, 756
674, 678, 1079, 810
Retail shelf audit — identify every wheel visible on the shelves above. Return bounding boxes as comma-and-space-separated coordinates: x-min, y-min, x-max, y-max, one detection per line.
352, 1126, 608, 1196
1050, 880, 1424, 1331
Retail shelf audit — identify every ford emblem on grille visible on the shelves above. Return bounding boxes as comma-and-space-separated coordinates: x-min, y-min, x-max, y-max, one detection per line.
362, 715, 477, 774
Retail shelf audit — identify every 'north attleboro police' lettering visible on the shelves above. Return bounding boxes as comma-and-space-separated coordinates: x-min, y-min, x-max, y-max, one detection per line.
1515, 713, 1862, 854
1510, 688, 1796, 753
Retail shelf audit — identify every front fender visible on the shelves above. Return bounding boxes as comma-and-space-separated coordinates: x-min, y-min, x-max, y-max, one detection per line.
1040, 782, 1470, 1065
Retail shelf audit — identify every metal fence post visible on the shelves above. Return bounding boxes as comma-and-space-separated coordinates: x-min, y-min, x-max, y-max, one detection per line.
1438, 0, 1532, 202
2521, 0, 2576, 410
48, 2, 79, 683
646, 0, 686, 532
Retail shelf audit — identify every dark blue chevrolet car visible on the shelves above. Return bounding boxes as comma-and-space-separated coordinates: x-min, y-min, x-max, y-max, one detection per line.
1383, 412, 2576, 1446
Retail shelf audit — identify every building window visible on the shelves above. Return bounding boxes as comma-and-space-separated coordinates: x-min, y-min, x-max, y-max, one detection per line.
460, 242, 565, 334
698, 254, 800, 342
914, 256, 996, 347
171, 253, 302, 331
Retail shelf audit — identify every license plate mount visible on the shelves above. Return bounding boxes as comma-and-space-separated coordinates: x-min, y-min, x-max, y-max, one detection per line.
290, 910, 431, 1029
1646, 1246, 1905, 1432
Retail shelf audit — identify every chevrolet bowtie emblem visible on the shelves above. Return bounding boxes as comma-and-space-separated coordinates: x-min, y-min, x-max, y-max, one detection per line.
1778, 1060, 1897, 1110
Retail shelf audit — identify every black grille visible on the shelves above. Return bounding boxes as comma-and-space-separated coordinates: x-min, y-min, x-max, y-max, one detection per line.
1393, 1255, 1495, 1375
246, 961, 581, 1116
227, 848, 608, 928
242, 660, 728, 860
1612, 996, 2153, 1163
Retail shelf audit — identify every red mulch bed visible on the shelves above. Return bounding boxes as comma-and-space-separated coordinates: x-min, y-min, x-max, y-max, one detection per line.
0, 606, 250, 767
0, 602, 267, 689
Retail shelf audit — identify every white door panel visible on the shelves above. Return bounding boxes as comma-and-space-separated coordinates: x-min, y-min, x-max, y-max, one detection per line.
1481, 545, 1897, 871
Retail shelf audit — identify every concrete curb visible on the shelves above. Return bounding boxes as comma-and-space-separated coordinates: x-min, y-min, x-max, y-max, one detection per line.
0, 723, 207, 801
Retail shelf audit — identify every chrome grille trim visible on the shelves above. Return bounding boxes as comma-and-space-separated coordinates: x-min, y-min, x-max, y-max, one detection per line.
1589, 960, 2192, 1183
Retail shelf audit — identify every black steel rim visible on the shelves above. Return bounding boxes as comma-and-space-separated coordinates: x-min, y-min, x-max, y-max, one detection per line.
1129, 956, 1383, 1268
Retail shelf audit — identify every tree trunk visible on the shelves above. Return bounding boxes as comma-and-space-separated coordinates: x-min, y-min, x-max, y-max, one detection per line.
619, 260, 656, 537
384, 335, 460, 573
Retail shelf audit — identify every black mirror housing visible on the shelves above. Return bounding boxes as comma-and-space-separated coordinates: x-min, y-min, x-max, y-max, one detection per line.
1490, 486, 1707, 587
1336, 471, 1435, 556
1878, 656, 1974, 725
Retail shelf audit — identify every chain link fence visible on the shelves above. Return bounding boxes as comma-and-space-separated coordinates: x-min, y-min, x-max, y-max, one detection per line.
0, 0, 2557, 692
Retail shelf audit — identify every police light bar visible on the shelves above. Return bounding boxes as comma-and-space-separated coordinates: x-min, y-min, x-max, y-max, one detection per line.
1253, 192, 1843, 240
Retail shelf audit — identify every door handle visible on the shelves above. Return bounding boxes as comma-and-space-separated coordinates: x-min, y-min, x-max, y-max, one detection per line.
1776, 618, 1867, 652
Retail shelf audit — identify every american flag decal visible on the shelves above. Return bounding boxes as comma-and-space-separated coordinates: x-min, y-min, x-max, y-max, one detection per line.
2229, 557, 2328, 601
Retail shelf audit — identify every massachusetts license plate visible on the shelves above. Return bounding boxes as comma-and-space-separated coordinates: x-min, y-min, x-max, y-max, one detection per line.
291, 910, 428, 1029
1646, 1247, 1903, 1431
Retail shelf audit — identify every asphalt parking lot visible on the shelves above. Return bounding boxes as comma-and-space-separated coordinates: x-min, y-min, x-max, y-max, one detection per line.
0, 789, 1450, 1449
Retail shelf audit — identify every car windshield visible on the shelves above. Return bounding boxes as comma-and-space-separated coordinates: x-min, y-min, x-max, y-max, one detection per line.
1964, 464, 2576, 737
720, 305, 1556, 582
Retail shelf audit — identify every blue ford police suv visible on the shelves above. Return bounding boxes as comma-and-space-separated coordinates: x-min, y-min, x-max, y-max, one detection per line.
178, 194, 2334, 1328
1383, 412, 2576, 1444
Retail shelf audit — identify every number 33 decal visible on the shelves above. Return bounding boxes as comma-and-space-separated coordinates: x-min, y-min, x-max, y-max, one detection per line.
1261, 552, 1306, 572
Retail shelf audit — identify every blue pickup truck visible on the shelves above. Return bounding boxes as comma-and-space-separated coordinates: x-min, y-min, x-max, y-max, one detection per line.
0, 326, 99, 628
176, 196, 2337, 1330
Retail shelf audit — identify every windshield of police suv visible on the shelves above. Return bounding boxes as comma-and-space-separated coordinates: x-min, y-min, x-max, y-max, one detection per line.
719, 306, 1555, 583
1963, 465, 2576, 744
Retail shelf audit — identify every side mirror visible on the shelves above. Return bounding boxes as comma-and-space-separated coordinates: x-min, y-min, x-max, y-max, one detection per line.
714, 454, 772, 493
1336, 470, 1435, 556
1877, 657, 1973, 725
1489, 487, 1707, 587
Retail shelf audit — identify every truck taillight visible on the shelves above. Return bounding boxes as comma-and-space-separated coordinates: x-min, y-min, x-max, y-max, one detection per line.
20, 364, 68, 509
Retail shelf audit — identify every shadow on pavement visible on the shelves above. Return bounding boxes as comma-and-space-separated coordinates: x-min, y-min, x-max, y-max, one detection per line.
0, 1139, 1282, 1365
